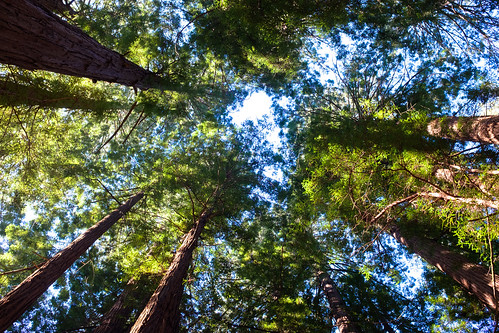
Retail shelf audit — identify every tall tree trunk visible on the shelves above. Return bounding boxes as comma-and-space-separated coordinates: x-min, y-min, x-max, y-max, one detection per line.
0, 192, 144, 331
318, 271, 362, 333
427, 116, 499, 144
130, 210, 211, 333
0, 80, 122, 111
388, 223, 499, 312
93, 276, 150, 333
0, 0, 164, 90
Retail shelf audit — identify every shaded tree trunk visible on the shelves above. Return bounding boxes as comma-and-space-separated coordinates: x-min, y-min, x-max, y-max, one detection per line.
0, 0, 164, 90
318, 271, 362, 333
427, 116, 499, 144
93, 274, 155, 333
93, 278, 139, 333
388, 223, 499, 312
0, 192, 144, 331
0, 80, 122, 111
130, 210, 212, 333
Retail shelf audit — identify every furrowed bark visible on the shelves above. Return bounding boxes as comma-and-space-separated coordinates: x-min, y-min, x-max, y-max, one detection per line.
93, 277, 147, 333
427, 116, 499, 144
388, 223, 499, 312
130, 210, 211, 333
0, 192, 144, 331
318, 271, 362, 333
0, 0, 163, 90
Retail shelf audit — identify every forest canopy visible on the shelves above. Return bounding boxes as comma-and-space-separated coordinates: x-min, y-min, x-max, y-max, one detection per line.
0, 0, 499, 332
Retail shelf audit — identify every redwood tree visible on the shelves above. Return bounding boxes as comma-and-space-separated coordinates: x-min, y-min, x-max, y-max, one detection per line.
0, 192, 144, 331
318, 271, 361, 333
0, 0, 163, 90
129, 209, 213, 333
388, 222, 499, 313
126, 120, 265, 332
93, 275, 156, 333
0, 77, 123, 111
427, 116, 499, 145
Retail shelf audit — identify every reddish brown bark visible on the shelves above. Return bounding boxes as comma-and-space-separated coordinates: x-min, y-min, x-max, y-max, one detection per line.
0, 0, 163, 90
0, 192, 144, 331
427, 116, 499, 144
388, 223, 499, 312
130, 210, 211, 333
319, 271, 362, 333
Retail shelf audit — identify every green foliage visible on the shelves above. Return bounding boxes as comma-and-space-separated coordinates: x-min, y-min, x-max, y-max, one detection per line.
187, 0, 348, 88
183, 207, 332, 332
2, 0, 499, 331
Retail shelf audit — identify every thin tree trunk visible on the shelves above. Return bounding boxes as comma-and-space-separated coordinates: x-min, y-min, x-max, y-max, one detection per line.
318, 271, 362, 333
388, 223, 499, 312
130, 210, 212, 333
0, 192, 144, 331
427, 116, 499, 144
93, 277, 145, 333
0, 0, 164, 90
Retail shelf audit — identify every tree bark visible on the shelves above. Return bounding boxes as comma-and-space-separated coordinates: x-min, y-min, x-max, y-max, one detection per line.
318, 271, 362, 333
130, 210, 212, 333
419, 191, 498, 209
0, 80, 122, 111
427, 116, 499, 144
93, 276, 146, 333
0, 0, 164, 90
388, 223, 499, 312
0, 192, 144, 332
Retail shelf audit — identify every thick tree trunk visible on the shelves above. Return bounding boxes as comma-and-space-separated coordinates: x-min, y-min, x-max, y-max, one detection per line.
388, 223, 499, 312
0, 0, 163, 90
0, 192, 144, 331
130, 210, 211, 333
427, 116, 499, 144
318, 271, 361, 333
